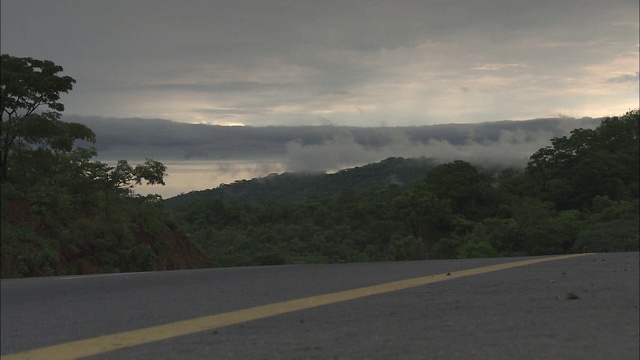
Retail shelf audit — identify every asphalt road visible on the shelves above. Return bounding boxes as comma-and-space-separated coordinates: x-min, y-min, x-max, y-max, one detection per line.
1, 252, 638, 359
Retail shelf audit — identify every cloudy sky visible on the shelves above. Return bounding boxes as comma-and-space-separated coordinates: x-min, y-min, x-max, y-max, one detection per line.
2, 0, 638, 127
1, 1, 638, 197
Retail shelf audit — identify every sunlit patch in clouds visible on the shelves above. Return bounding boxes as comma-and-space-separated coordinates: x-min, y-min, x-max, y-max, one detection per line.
194, 120, 246, 127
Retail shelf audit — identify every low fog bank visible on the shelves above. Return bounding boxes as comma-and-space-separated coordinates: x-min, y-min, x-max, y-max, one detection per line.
65, 115, 601, 197
66, 115, 599, 173
285, 126, 567, 172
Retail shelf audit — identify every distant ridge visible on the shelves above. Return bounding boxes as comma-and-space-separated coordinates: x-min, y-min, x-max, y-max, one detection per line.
163, 157, 441, 209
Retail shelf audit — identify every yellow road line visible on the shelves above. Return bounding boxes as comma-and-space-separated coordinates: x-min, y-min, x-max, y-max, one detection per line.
3, 253, 592, 360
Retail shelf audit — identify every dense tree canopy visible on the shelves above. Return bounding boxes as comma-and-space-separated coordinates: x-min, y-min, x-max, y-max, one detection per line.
0, 54, 95, 182
527, 109, 639, 210
1, 55, 203, 278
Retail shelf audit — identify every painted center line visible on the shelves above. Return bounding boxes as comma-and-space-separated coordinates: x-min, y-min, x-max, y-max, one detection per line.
4, 253, 592, 360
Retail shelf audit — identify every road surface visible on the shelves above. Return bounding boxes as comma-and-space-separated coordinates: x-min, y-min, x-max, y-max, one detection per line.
1, 252, 638, 359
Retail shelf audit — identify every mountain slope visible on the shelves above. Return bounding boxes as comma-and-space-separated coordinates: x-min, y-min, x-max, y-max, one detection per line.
164, 157, 441, 209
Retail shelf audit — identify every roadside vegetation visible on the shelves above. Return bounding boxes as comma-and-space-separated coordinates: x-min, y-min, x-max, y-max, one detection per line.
1, 54, 637, 277
1, 55, 209, 277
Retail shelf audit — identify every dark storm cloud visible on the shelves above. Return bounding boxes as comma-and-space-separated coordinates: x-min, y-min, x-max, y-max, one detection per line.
606, 72, 640, 83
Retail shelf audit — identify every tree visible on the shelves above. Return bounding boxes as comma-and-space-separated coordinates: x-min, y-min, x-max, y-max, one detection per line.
82, 159, 168, 218
393, 184, 454, 258
0, 55, 194, 278
1, 54, 94, 182
526, 109, 639, 210
103, 159, 168, 190
420, 160, 496, 221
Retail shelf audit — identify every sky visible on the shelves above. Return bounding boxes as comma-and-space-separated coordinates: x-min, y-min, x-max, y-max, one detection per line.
2, 0, 638, 127
1, 0, 638, 197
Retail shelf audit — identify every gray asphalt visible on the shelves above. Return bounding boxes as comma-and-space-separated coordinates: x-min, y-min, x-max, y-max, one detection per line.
1, 252, 638, 359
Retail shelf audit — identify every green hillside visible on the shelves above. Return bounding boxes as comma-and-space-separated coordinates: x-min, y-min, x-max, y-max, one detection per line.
164, 157, 440, 208
166, 110, 639, 267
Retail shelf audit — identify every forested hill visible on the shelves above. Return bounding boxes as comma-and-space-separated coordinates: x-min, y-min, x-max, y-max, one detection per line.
164, 157, 445, 208
162, 117, 602, 209
166, 110, 638, 267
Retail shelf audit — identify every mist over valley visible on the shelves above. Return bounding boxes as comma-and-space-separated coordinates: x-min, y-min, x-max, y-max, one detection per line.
65, 115, 600, 198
